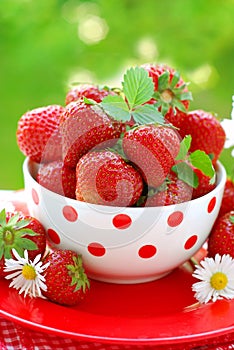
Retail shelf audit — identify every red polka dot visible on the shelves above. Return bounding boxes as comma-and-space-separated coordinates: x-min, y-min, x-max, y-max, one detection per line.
62, 206, 78, 222
138, 245, 157, 259
167, 211, 184, 227
208, 197, 216, 213
112, 214, 132, 229
88, 242, 106, 257
32, 188, 39, 205
47, 228, 61, 245
184, 235, 198, 250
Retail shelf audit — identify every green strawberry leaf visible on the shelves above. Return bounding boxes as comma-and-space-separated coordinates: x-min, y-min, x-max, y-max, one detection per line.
100, 95, 131, 121
230, 216, 234, 224
172, 162, 199, 188
189, 150, 215, 179
173, 99, 187, 113
179, 91, 193, 101
83, 97, 96, 105
3, 246, 13, 259
6, 213, 20, 227
15, 237, 38, 250
132, 104, 165, 125
18, 228, 38, 236
14, 246, 24, 258
122, 67, 154, 109
158, 71, 169, 91
161, 102, 170, 116
67, 255, 90, 292
176, 135, 192, 161
99, 67, 166, 125
0, 209, 6, 226
170, 71, 180, 89
14, 219, 31, 229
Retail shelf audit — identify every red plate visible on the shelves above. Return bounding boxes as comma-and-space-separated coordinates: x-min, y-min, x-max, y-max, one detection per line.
1, 256, 234, 346
1, 190, 234, 346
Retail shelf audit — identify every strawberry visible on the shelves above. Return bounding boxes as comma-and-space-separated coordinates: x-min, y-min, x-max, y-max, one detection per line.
207, 211, 234, 258
218, 178, 234, 218
65, 83, 114, 105
122, 125, 181, 188
141, 63, 192, 116
76, 150, 144, 206
0, 209, 46, 277
17, 105, 65, 163
42, 249, 90, 306
144, 171, 193, 206
60, 100, 124, 168
176, 110, 226, 165
191, 166, 216, 199
37, 161, 76, 199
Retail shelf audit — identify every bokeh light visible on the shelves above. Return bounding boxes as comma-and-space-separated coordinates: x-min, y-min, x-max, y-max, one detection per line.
0, 0, 234, 189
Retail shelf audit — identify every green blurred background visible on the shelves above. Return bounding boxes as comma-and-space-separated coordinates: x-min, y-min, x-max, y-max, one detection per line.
1, 0, 233, 190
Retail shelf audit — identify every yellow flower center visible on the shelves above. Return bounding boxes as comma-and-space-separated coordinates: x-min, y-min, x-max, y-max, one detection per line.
22, 265, 37, 280
210, 272, 228, 290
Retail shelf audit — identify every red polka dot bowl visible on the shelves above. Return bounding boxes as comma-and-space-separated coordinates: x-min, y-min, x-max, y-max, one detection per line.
23, 158, 226, 284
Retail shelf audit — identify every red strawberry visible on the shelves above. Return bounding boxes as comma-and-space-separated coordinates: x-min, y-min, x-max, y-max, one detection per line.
176, 110, 226, 165
145, 171, 193, 206
17, 105, 65, 163
207, 211, 234, 258
42, 249, 90, 306
60, 100, 124, 168
165, 109, 188, 129
142, 63, 191, 115
218, 178, 234, 218
122, 125, 181, 188
37, 161, 76, 199
76, 150, 143, 206
0, 209, 46, 277
65, 83, 114, 105
191, 166, 216, 199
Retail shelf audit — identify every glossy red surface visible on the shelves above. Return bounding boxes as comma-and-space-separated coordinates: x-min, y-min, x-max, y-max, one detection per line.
1, 191, 234, 346
1, 255, 234, 346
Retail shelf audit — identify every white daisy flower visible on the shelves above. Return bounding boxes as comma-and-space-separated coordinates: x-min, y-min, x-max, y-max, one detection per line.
192, 254, 234, 304
221, 95, 234, 156
4, 249, 49, 298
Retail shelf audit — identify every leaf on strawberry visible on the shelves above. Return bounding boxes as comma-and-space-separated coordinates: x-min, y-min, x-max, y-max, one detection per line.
189, 150, 215, 183
98, 66, 166, 125
122, 66, 155, 109
152, 70, 193, 116
16, 237, 38, 250
172, 162, 199, 188
100, 95, 130, 121
158, 71, 170, 91
173, 135, 215, 188
0, 209, 39, 261
173, 99, 187, 113
176, 135, 192, 160
0, 209, 7, 226
15, 228, 38, 236
132, 104, 165, 125
67, 255, 90, 293
83, 97, 96, 105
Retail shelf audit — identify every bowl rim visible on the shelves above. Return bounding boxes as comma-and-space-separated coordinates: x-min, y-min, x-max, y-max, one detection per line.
23, 157, 227, 211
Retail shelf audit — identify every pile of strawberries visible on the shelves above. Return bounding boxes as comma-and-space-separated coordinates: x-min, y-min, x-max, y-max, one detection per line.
1, 63, 233, 307
16, 63, 226, 207
16, 62, 234, 272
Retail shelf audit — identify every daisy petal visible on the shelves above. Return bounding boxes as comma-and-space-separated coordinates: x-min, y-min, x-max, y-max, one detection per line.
192, 254, 234, 304
4, 250, 49, 299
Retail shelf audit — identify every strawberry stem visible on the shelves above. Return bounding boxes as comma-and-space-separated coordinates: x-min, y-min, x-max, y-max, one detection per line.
3, 230, 14, 245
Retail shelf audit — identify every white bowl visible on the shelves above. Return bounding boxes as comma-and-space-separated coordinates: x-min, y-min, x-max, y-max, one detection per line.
23, 158, 226, 284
